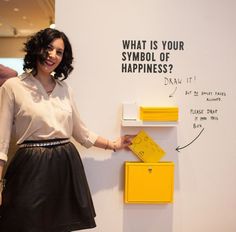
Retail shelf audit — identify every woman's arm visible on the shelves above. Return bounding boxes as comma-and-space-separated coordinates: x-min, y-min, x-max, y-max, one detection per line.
93, 135, 134, 152
0, 64, 17, 86
0, 160, 6, 205
0, 160, 4, 180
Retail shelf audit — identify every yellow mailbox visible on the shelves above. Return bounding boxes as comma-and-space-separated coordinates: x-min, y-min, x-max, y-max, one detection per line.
124, 162, 174, 204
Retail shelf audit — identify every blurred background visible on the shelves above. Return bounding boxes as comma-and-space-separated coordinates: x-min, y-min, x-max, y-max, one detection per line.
0, 0, 55, 73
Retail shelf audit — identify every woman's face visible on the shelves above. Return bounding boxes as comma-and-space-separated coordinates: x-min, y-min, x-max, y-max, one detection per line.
37, 38, 65, 75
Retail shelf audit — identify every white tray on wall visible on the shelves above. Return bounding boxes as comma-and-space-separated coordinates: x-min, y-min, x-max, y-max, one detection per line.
121, 120, 178, 127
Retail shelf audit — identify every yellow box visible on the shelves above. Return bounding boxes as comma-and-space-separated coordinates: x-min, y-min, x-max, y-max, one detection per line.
124, 162, 174, 204
140, 106, 179, 121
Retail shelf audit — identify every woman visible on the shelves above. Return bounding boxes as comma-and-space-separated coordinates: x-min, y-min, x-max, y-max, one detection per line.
0, 28, 132, 231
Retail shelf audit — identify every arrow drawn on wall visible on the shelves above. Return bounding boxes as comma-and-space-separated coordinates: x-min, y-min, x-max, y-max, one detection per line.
169, 87, 177, 97
176, 128, 205, 152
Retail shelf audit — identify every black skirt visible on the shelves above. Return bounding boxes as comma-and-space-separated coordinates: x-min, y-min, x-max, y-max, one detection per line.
0, 141, 96, 232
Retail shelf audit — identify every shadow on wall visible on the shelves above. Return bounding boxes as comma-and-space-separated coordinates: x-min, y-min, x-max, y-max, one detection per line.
123, 203, 173, 232
121, 127, 177, 232
82, 145, 175, 232
82, 127, 178, 232
82, 149, 134, 195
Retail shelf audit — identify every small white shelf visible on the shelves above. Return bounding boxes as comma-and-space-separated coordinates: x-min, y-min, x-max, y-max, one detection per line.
121, 119, 178, 127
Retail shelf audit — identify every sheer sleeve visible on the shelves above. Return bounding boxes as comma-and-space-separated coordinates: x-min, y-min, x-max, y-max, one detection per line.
0, 83, 14, 161
68, 86, 98, 148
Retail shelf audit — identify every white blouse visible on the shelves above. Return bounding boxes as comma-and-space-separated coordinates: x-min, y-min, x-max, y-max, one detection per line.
0, 72, 98, 162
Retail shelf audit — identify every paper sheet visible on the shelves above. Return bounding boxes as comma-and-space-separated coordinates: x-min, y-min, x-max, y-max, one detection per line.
129, 130, 166, 162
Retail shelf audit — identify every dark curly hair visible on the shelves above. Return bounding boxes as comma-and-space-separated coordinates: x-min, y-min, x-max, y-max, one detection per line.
23, 28, 74, 80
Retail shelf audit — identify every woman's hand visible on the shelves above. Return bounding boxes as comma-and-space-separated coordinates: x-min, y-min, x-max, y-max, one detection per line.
113, 135, 135, 151
94, 135, 136, 152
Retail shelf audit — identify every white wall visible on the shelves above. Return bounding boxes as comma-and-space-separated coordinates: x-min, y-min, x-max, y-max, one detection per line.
56, 0, 236, 231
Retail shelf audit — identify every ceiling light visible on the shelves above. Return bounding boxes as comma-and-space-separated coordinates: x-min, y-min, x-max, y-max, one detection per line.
13, 8, 19, 12
49, 17, 55, 29
50, 23, 55, 29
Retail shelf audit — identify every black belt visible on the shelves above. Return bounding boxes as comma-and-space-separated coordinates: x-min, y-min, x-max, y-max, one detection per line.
19, 138, 70, 148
